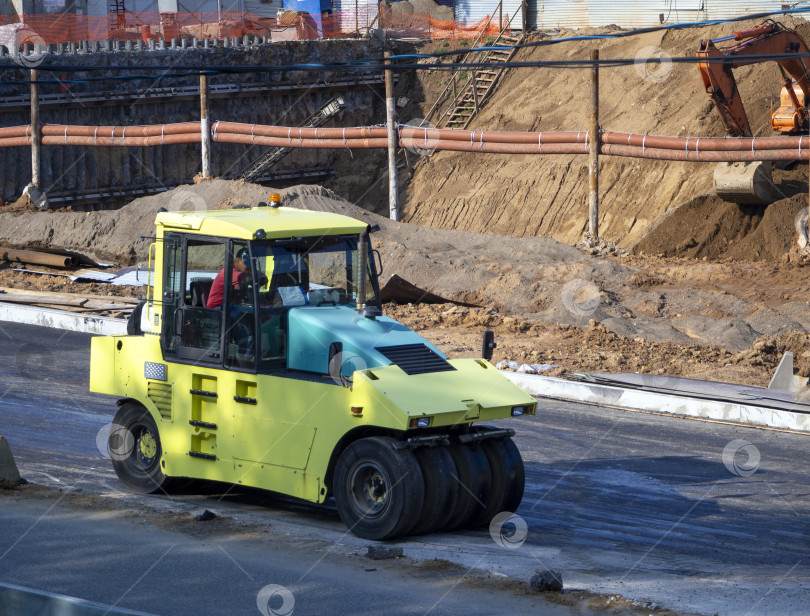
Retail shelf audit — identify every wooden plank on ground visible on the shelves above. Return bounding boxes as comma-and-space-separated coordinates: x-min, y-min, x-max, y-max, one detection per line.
0, 287, 142, 305
0, 294, 88, 307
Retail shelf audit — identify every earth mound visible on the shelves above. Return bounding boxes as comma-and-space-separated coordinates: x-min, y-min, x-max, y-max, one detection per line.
635, 191, 808, 262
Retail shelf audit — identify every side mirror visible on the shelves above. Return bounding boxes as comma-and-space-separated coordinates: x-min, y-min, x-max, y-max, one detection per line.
482, 330, 496, 361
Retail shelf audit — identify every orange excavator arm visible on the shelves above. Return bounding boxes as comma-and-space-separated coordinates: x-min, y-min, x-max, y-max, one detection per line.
697, 22, 810, 137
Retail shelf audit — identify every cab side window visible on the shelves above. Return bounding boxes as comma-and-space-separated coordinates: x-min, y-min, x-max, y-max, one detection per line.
161, 233, 226, 364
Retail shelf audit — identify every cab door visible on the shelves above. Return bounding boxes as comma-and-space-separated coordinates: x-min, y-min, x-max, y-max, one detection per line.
160, 233, 230, 463
163, 234, 227, 364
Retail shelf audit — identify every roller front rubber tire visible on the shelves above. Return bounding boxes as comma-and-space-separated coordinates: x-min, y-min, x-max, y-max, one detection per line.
411, 446, 460, 535
334, 436, 425, 540
473, 437, 525, 526
444, 443, 492, 531
490, 437, 525, 514
110, 402, 169, 494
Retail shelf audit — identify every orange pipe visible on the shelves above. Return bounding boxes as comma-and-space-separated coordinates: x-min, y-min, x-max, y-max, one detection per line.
214, 132, 389, 149
0, 120, 808, 162
41, 123, 200, 138
399, 127, 810, 151
399, 138, 588, 155
600, 131, 810, 151
0, 121, 808, 152
0, 126, 31, 139
41, 134, 200, 146
0, 136, 32, 147
399, 127, 590, 144
215, 122, 385, 140
601, 143, 810, 161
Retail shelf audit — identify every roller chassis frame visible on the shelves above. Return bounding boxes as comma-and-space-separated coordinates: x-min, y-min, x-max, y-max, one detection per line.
392, 427, 516, 450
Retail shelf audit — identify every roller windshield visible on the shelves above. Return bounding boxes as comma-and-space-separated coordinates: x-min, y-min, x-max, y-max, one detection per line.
250, 234, 379, 308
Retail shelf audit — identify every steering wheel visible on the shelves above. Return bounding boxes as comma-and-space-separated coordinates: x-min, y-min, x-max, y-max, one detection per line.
237, 274, 269, 302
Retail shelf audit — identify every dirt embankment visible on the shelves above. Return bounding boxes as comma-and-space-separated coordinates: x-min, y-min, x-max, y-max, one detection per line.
402, 17, 810, 251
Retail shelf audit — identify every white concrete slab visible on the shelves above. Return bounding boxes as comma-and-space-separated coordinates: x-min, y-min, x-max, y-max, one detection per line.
505, 371, 810, 433
0, 303, 127, 336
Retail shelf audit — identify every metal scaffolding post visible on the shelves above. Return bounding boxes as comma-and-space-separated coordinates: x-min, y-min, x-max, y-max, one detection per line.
385, 51, 399, 222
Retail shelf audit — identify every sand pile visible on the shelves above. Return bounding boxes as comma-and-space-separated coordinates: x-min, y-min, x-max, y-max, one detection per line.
0, 181, 321, 264
635, 188, 808, 262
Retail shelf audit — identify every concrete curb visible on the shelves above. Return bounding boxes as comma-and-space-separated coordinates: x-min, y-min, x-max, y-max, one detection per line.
0, 302, 127, 336
0, 582, 157, 616
504, 372, 810, 433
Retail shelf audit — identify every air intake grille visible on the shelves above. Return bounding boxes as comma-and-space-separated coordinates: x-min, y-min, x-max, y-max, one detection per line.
376, 344, 456, 376
148, 382, 172, 420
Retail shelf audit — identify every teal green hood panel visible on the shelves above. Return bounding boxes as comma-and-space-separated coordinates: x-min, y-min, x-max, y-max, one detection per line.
286, 306, 447, 377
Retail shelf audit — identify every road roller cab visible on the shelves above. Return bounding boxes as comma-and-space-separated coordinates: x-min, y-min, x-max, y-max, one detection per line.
89, 200, 536, 539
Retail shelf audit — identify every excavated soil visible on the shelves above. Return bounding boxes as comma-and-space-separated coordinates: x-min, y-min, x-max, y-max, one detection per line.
1, 180, 809, 388
636, 189, 809, 262
402, 17, 810, 251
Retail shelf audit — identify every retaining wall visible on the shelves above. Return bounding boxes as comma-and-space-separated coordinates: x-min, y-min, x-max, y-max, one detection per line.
0, 38, 385, 204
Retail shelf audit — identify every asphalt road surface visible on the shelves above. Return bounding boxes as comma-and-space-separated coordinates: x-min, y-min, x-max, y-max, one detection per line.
1, 322, 808, 616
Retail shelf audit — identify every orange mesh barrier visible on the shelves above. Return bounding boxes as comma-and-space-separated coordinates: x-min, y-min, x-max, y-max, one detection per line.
0, 10, 504, 45
428, 15, 504, 39
0, 11, 273, 44
374, 4, 503, 40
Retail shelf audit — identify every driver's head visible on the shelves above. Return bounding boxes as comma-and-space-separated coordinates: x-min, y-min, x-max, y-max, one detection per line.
234, 248, 250, 273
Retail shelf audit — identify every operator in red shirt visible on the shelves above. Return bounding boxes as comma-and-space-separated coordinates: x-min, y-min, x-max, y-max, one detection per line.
206, 248, 250, 309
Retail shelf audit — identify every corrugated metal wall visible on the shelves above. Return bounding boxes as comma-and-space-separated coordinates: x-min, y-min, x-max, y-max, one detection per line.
332, 0, 377, 33
245, 0, 280, 17
455, 0, 524, 30
528, 0, 787, 31
122, 0, 244, 13
700, 0, 784, 20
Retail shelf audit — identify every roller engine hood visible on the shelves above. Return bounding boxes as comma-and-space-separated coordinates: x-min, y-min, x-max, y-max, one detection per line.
286, 305, 450, 378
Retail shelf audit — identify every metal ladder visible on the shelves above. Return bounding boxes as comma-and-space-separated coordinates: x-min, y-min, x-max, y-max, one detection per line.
424, 1, 526, 130
236, 96, 346, 182
108, 0, 127, 29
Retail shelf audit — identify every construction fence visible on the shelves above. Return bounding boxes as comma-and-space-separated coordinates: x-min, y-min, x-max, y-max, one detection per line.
0, 9, 504, 46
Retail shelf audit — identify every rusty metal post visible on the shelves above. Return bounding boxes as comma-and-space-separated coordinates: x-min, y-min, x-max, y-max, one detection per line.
522, 0, 527, 33
385, 50, 399, 222
588, 49, 599, 239
200, 72, 211, 179
30, 68, 40, 189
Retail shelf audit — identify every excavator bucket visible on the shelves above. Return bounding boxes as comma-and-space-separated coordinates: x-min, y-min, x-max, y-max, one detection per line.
713, 161, 777, 204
